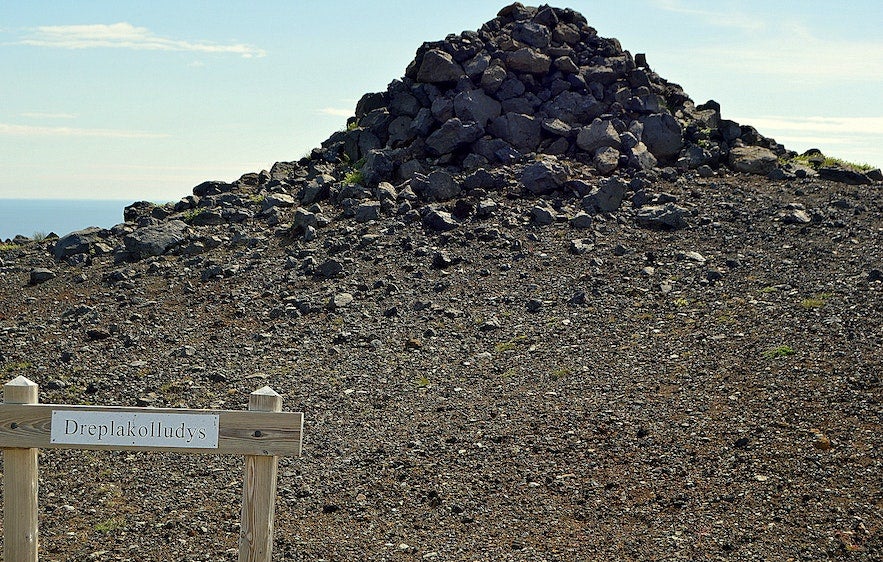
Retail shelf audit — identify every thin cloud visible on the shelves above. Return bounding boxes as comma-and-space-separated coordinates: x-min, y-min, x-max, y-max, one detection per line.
705, 35, 883, 81
318, 107, 354, 117
651, 0, 765, 31
731, 116, 883, 136
19, 22, 266, 58
0, 123, 169, 139
658, 17, 883, 82
21, 112, 78, 119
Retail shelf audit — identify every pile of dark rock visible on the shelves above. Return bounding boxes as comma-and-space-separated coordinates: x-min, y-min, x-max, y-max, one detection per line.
5, 3, 881, 269
319, 2, 793, 184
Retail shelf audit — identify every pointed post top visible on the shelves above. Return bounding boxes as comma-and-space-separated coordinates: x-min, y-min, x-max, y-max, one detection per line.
249, 386, 282, 413
4, 376, 39, 404
252, 386, 280, 397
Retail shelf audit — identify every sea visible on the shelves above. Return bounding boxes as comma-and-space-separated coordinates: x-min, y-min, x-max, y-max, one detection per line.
0, 199, 135, 242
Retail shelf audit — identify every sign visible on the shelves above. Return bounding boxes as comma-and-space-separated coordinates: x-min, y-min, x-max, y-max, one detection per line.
50, 410, 219, 449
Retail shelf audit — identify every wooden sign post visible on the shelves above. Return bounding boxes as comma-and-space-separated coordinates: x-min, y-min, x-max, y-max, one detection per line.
0, 376, 303, 562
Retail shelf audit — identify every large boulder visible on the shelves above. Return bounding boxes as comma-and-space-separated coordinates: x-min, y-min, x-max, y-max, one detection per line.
512, 22, 551, 48
488, 113, 542, 153
416, 49, 465, 83
123, 220, 188, 260
507, 48, 552, 74
423, 206, 459, 231
729, 146, 778, 175
192, 181, 234, 197
453, 89, 502, 128
818, 166, 876, 185
577, 118, 621, 153
640, 113, 683, 159
426, 170, 461, 202
635, 203, 689, 229
53, 227, 104, 260
583, 177, 628, 213
521, 156, 570, 195
426, 118, 485, 156
542, 91, 601, 123
628, 142, 658, 170
593, 147, 620, 175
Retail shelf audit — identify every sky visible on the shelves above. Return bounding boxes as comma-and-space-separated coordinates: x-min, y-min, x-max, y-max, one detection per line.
1, 0, 881, 202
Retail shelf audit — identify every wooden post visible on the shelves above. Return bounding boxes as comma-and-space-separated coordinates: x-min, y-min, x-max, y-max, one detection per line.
238, 386, 282, 562
3, 376, 40, 562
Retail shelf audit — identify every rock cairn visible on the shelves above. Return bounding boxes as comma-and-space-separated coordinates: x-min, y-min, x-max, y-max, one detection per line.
317, 2, 790, 185
4, 3, 880, 262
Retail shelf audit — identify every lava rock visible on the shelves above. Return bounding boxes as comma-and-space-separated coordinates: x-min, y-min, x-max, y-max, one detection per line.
123, 220, 188, 260
729, 146, 778, 175
521, 156, 569, 195
29, 268, 56, 285
635, 203, 689, 229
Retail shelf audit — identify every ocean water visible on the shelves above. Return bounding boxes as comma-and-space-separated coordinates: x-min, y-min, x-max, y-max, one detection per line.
0, 199, 133, 242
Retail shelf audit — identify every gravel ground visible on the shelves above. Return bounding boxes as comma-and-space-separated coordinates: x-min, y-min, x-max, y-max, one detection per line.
0, 172, 881, 560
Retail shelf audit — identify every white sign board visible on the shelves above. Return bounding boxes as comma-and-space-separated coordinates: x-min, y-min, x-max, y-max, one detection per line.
50, 410, 219, 449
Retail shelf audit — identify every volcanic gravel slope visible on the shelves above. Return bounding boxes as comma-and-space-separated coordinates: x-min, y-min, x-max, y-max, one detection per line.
1, 4, 882, 562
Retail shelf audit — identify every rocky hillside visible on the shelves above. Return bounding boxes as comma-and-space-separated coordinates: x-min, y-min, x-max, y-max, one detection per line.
1, 3, 881, 560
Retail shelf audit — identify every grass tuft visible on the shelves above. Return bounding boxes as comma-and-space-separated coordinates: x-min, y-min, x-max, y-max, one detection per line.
764, 345, 795, 359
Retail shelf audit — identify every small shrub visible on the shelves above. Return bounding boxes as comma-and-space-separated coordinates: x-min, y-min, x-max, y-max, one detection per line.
344, 169, 364, 186
182, 208, 206, 223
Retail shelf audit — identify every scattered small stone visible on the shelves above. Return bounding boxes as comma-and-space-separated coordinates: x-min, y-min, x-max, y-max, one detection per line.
329, 293, 354, 310
86, 328, 112, 341
811, 429, 832, 451
423, 207, 459, 232
612, 244, 631, 256
568, 291, 587, 305
780, 208, 812, 224
530, 205, 555, 226
316, 259, 344, 278
569, 212, 593, 229
432, 251, 454, 269
569, 239, 592, 255
45, 379, 67, 390
680, 251, 706, 263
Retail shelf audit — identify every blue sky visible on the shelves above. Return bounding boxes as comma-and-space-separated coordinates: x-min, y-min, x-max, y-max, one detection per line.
1, 0, 881, 201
